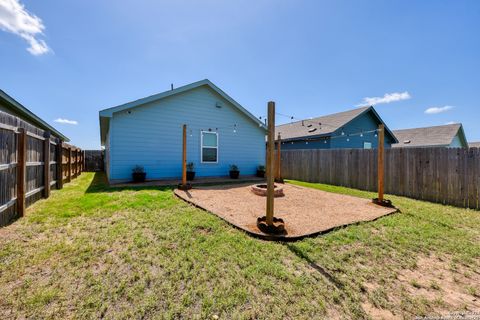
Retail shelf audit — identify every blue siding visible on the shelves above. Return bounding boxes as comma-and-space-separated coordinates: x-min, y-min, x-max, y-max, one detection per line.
281, 110, 395, 150
330, 111, 394, 149
109, 86, 265, 181
281, 138, 331, 150
449, 133, 465, 148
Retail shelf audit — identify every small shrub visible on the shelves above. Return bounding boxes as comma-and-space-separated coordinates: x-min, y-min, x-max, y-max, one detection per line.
132, 165, 145, 173
230, 164, 239, 171
187, 162, 195, 172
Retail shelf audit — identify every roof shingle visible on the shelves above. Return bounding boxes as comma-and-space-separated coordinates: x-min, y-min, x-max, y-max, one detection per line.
392, 123, 462, 148
275, 106, 370, 140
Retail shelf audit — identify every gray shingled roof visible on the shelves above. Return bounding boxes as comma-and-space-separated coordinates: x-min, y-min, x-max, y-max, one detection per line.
275, 106, 370, 140
469, 141, 480, 148
392, 123, 463, 148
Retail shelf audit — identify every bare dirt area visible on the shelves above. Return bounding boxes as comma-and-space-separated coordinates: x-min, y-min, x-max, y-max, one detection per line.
362, 254, 480, 319
174, 183, 397, 239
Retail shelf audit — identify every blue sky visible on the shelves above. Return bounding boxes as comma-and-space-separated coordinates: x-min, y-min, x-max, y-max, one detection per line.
1, 0, 479, 149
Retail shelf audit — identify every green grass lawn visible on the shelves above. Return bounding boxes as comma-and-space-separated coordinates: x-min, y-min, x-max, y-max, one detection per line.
0, 173, 479, 319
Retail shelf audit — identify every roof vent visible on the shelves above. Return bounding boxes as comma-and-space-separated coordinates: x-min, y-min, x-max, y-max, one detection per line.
403, 140, 411, 144
308, 128, 317, 133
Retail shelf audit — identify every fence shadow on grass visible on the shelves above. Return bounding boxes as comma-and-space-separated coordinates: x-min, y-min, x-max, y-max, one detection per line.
85, 172, 173, 194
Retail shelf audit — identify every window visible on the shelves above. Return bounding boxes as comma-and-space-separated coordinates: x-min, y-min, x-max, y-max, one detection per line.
363, 142, 372, 149
201, 131, 218, 163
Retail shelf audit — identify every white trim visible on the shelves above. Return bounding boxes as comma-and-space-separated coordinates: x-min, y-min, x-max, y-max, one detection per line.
200, 131, 218, 164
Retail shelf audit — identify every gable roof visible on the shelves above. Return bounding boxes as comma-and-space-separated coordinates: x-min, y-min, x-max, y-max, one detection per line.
392, 123, 467, 148
469, 141, 480, 148
275, 106, 398, 142
0, 89, 69, 141
99, 79, 266, 145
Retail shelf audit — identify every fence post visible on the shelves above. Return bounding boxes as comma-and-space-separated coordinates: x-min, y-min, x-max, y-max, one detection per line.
377, 124, 385, 202
43, 132, 51, 198
56, 141, 63, 189
275, 133, 282, 182
81, 150, 85, 173
68, 146, 72, 182
17, 128, 27, 217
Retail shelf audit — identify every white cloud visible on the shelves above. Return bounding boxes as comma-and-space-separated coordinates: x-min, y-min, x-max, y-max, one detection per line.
0, 0, 50, 55
54, 118, 78, 125
358, 91, 411, 106
424, 106, 454, 114
445, 121, 457, 125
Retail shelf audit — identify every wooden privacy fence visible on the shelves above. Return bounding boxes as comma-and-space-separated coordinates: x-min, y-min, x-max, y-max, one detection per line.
84, 150, 104, 172
0, 111, 83, 227
281, 148, 480, 209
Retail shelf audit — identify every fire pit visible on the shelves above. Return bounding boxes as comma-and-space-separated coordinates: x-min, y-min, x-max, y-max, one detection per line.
251, 184, 284, 197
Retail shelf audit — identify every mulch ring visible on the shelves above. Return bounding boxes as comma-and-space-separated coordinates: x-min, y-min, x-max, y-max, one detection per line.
174, 183, 398, 240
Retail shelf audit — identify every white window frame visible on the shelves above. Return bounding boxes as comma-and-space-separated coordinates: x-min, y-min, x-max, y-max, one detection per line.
200, 131, 219, 163
363, 142, 372, 149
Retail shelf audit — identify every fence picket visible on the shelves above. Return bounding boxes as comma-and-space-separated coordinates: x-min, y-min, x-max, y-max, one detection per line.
281, 148, 480, 209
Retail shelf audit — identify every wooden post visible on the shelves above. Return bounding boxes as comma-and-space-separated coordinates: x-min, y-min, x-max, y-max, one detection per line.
266, 101, 275, 226
378, 124, 385, 202
17, 128, 27, 217
276, 133, 281, 181
81, 150, 85, 173
43, 132, 51, 198
68, 146, 72, 182
56, 141, 63, 189
182, 124, 187, 187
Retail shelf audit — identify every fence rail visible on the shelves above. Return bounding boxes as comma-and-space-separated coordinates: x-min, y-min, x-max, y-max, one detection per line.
0, 111, 83, 227
281, 148, 480, 209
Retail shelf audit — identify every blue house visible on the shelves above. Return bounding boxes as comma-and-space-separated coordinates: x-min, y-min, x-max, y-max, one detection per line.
99, 80, 266, 183
276, 106, 397, 150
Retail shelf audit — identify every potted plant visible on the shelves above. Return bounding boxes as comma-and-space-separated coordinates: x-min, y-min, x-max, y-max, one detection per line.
229, 164, 240, 179
256, 165, 266, 178
132, 165, 146, 182
186, 162, 195, 181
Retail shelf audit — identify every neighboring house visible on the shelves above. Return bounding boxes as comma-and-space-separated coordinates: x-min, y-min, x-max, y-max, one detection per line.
469, 142, 480, 148
99, 79, 266, 183
276, 106, 398, 150
0, 89, 69, 141
392, 123, 468, 148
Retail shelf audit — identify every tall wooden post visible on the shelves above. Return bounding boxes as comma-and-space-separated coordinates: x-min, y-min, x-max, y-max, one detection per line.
377, 124, 385, 202
182, 124, 187, 187
266, 102, 275, 226
17, 128, 27, 217
276, 133, 281, 181
43, 132, 51, 198
56, 141, 63, 189
67, 146, 72, 182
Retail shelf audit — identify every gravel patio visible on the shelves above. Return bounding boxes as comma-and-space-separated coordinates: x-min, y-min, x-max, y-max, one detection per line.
174, 182, 398, 239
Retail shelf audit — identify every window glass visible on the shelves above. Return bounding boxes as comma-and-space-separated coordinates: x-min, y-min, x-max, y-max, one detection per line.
363, 142, 372, 149
203, 132, 217, 147
201, 131, 218, 162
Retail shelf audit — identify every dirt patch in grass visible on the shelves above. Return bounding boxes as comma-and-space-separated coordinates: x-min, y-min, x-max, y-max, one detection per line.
396, 255, 480, 311
174, 183, 397, 239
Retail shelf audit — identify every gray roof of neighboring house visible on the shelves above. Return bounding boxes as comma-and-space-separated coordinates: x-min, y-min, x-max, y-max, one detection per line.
469, 141, 480, 148
275, 106, 398, 142
392, 123, 466, 148
0, 90, 69, 141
